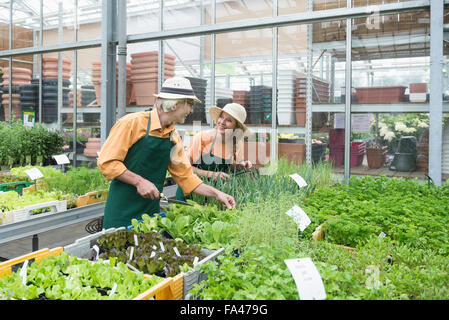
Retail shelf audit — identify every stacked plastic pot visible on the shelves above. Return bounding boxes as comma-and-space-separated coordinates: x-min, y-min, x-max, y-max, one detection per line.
29, 79, 71, 123
329, 128, 366, 167
184, 77, 207, 124
130, 51, 175, 106
83, 137, 101, 158
232, 90, 249, 108
277, 70, 298, 125
80, 84, 99, 123
0, 68, 3, 121
91, 61, 132, 106
1, 67, 32, 121
248, 85, 272, 125
81, 85, 96, 106
42, 57, 71, 80
19, 83, 39, 120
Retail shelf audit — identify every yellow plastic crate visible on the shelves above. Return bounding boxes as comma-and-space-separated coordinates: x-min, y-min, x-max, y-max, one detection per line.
135, 273, 183, 300
75, 190, 109, 207
0, 247, 183, 300
0, 247, 64, 278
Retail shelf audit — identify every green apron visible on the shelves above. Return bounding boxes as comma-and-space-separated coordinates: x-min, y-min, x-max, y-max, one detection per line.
103, 112, 173, 228
176, 131, 233, 201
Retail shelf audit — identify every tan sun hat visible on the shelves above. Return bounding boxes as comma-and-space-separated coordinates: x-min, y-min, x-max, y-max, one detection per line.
153, 77, 201, 103
209, 103, 250, 134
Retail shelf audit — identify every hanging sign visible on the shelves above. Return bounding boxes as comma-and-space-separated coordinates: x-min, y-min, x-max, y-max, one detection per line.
285, 205, 311, 232
284, 258, 327, 300
289, 173, 308, 188
334, 113, 371, 133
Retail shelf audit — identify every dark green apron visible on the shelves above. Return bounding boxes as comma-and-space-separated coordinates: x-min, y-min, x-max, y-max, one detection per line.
103, 112, 173, 228
176, 131, 233, 201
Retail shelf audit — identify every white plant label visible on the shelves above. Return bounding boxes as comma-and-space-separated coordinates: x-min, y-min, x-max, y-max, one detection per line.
128, 246, 134, 262
52, 154, 70, 165
378, 231, 387, 239
24, 167, 43, 180
134, 234, 139, 246
284, 258, 326, 300
93, 245, 100, 261
289, 173, 308, 188
193, 256, 199, 267
150, 251, 156, 258
173, 247, 181, 257
159, 242, 165, 252
19, 260, 29, 286
109, 283, 117, 296
285, 205, 311, 231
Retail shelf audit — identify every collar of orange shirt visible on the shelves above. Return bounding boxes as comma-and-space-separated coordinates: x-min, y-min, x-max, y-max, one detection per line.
149, 108, 176, 136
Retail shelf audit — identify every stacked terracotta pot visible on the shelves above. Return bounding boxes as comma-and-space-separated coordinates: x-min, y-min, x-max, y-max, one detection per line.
91, 61, 132, 106
2, 67, 31, 87
83, 137, 101, 158
2, 67, 32, 121
416, 130, 429, 172
42, 57, 71, 80
232, 90, 249, 107
130, 51, 176, 106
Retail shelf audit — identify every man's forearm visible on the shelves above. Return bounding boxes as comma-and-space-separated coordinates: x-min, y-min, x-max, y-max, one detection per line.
192, 182, 221, 198
116, 169, 145, 187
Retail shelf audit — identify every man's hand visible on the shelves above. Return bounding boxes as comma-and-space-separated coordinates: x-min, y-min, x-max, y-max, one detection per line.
116, 170, 160, 200
192, 183, 236, 209
135, 178, 160, 199
215, 191, 236, 209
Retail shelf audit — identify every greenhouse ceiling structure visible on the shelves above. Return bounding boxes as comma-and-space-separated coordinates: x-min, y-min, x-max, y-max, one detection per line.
0, 0, 448, 185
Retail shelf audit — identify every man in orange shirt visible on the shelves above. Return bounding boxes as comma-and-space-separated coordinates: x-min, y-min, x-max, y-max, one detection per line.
97, 77, 236, 228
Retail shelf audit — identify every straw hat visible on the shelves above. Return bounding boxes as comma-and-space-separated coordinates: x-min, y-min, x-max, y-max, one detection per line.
153, 77, 201, 103
209, 103, 250, 134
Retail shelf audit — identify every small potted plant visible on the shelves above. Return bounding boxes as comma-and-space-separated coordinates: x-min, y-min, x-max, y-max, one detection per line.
366, 139, 388, 169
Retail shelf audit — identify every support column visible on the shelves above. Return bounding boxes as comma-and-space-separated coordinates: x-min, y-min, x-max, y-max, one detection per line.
344, 0, 353, 184
100, 0, 117, 145
117, 0, 127, 119
429, 0, 444, 186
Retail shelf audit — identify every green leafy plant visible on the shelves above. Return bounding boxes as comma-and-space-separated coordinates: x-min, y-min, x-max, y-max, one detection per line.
0, 252, 163, 300
97, 229, 204, 277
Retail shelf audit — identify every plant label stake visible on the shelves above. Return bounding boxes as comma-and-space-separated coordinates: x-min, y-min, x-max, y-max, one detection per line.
19, 260, 29, 286
378, 231, 387, 239
284, 258, 326, 300
93, 245, 100, 261
52, 154, 70, 165
173, 247, 181, 257
128, 246, 134, 262
285, 205, 311, 232
109, 283, 117, 296
24, 167, 43, 180
289, 173, 308, 188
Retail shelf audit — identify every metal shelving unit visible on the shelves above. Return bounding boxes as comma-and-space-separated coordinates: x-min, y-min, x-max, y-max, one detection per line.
0, 0, 446, 184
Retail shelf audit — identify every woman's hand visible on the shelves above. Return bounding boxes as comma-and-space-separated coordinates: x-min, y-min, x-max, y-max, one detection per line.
210, 171, 230, 180
240, 160, 252, 169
